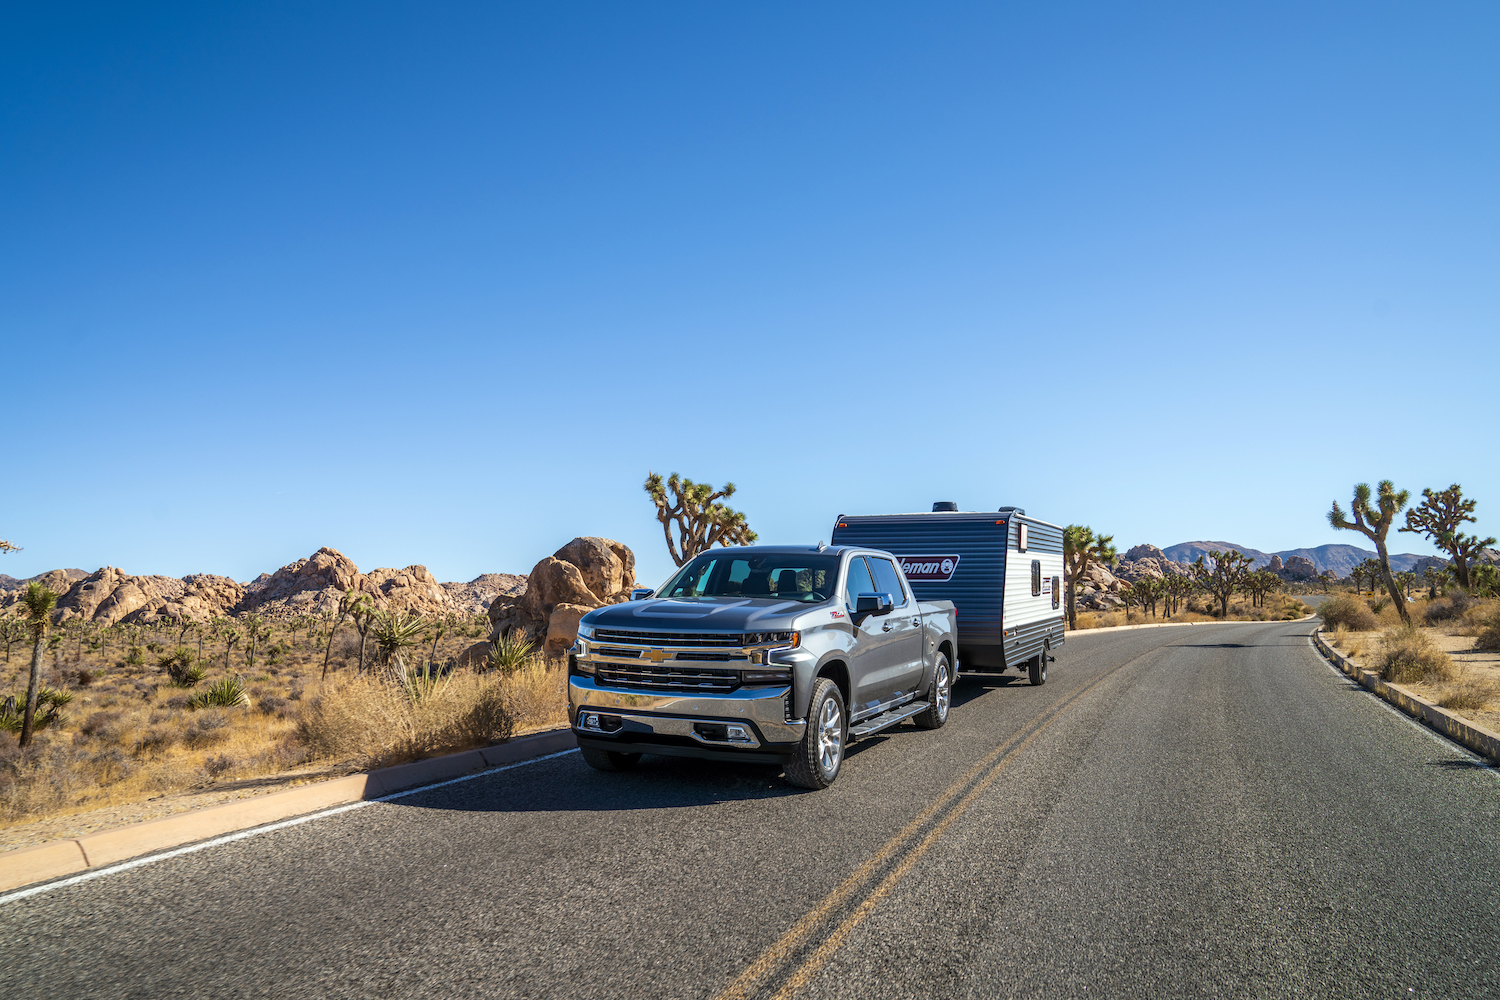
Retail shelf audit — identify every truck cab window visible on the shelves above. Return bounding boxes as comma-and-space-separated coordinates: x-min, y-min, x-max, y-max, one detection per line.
869, 557, 908, 607
844, 556, 876, 609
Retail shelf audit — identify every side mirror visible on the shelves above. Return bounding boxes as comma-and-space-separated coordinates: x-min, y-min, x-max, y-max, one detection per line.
854, 592, 894, 621
629, 588, 655, 602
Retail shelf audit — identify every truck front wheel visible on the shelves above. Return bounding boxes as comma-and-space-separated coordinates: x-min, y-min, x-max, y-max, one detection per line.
580, 746, 642, 772
785, 678, 846, 789
913, 653, 951, 730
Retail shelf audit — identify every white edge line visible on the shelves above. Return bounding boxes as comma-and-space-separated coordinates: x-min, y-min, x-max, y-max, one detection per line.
1305, 634, 1499, 780
0, 747, 580, 906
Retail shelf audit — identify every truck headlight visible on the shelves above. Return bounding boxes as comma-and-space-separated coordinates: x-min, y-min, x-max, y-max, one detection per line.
576, 622, 595, 640
744, 631, 799, 648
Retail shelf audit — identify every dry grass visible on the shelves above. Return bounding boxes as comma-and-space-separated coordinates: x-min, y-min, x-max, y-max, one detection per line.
295, 669, 517, 768
1376, 624, 1458, 685
0, 613, 540, 829
1319, 593, 1380, 632
1436, 674, 1500, 712
1469, 604, 1500, 652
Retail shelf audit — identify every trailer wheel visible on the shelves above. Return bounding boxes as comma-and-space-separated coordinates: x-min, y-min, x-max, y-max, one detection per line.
785, 678, 846, 789
1027, 653, 1047, 686
913, 653, 951, 730
580, 746, 642, 772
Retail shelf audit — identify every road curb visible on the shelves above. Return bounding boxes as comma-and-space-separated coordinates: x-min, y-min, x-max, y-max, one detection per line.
0, 728, 576, 893
1312, 628, 1500, 765
1071, 614, 1316, 635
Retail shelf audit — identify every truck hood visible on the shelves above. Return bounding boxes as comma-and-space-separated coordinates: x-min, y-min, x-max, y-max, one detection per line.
583, 597, 814, 633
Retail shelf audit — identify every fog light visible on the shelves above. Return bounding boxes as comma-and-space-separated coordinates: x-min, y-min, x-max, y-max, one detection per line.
726, 725, 752, 744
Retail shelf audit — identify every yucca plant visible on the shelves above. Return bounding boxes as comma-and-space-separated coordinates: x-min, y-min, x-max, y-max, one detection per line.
404, 660, 452, 703
371, 610, 428, 681
17, 582, 59, 746
158, 646, 207, 686
0, 686, 72, 734
486, 628, 536, 674
191, 675, 249, 709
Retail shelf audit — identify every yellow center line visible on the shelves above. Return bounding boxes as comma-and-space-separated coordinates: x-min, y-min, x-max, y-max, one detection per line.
715, 665, 1125, 1000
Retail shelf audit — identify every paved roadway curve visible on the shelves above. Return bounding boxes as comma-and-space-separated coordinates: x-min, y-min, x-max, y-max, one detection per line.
5, 620, 1499, 999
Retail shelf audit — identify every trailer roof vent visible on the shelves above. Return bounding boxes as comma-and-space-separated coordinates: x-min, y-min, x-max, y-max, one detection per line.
997, 506, 1025, 515
932, 501, 959, 512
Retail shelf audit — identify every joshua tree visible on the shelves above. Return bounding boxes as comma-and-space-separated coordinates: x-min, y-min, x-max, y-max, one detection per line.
1131, 576, 1164, 618
220, 623, 242, 672
644, 472, 757, 567
1118, 582, 1138, 621
352, 599, 377, 674
1329, 481, 1411, 624
1317, 570, 1334, 593
1423, 566, 1451, 599
1471, 563, 1499, 598
1399, 484, 1494, 591
1162, 574, 1195, 617
323, 589, 370, 679
1192, 550, 1255, 618
0, 538, 19, 554
17, 582, 58, 747
1063, 526, 1118, 629
1394, 570, 1419, 599
241, 614, 272, 671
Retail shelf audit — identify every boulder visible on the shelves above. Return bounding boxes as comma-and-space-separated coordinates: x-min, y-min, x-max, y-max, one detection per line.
546, 603, 595, 659
553, 537, 636, 604
1281, 555, 1318, 581
1268, 555, 1285, 573
1124, 544, 1169, 563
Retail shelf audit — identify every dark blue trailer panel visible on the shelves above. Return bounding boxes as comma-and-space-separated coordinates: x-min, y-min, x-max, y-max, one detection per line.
831, 509, 1065, 672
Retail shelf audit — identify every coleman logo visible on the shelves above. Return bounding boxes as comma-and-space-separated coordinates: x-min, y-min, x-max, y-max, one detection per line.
899, 555, 961, 583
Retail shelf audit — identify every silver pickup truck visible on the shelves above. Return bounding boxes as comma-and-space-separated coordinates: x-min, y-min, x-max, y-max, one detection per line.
567, 544, 958, 789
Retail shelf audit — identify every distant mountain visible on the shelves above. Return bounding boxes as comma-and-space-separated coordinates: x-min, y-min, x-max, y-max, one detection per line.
0, 568, 89, 590
1162, 542, 1429, 578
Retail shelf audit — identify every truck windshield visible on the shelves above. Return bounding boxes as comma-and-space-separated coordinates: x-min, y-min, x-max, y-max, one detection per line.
661, 553, 840, 603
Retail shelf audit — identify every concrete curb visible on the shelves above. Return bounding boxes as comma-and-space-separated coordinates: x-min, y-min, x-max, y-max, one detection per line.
0, 728, 576, 893
1070, 614, 1316, 635
1312, 628, 1500, 765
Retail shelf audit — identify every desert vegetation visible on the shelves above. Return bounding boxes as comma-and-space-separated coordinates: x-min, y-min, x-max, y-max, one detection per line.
0, 595, 567, 829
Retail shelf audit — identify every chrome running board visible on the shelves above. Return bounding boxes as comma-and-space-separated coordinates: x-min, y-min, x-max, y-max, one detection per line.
849, 701, 930, 739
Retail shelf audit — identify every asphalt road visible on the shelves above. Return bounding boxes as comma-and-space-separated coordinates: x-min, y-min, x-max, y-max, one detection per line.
5, 620, 1498, 999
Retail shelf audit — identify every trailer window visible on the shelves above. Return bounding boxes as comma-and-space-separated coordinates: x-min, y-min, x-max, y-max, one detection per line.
1018, 524, 1029, 552
1031, 560, 1042, 597
1052, 576, 1061, 610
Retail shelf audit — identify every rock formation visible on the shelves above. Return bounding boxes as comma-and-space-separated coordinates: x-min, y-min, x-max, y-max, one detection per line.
442, 573, 527, 615
487, 537, 637, 658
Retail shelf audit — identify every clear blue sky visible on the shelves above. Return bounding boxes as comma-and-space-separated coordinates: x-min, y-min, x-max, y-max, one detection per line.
3, 2, 1496, 589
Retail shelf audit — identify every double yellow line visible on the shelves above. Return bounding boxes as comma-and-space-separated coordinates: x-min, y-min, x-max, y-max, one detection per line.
714, 665, 1127, 1000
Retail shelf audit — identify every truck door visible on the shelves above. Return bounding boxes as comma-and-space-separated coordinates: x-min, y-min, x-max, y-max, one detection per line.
843, 555, 914, 715
866, 555, 926, 698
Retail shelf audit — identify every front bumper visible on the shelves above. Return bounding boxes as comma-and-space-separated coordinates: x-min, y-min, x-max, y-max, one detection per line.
569, 676, 805, 760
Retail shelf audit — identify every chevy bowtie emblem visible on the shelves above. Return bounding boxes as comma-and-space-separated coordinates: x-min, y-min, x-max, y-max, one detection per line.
644, 649, 670, 663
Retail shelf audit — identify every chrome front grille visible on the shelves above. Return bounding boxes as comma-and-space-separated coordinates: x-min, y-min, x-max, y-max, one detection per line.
592, 629, 743, 647
593, 664, 742, 692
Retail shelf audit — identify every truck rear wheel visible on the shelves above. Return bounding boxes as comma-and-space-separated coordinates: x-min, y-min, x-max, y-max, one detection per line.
785, 678, 846, 789
580, 746, 642, 772
1027, 652, 1047, 686
913, 654, 951, 730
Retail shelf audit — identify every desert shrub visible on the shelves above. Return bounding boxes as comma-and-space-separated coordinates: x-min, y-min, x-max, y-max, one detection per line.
297, 672, 515, 767
502, 660, 568, 731
1377, 625, 1458, 684
183, 711, 232, 748
203, 754, 236, 779
133, 724, 180, 756
158, 646, 206, 686
191, 675, 249, 709
86, 747, 137, 785
1437, 675, 1500, 713
72, 667, 96, 687
1330, 624, 1349, 649
1470, 606, 1500, 652
0, 741, 90, 823
73, 710, 124, 745
257, 694, 292, 718
145, 641, 165, 655
1423, 594, 1475, 624
163, 694, 192, 710
1319, 594, 1379, 632
123, 646, 145, 666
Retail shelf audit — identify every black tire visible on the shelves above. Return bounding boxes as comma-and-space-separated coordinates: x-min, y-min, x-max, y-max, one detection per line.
913, 653, 951, 730
1027, 652, 1047, 686
785, 678, 846, 789
580, 746, 642, 772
